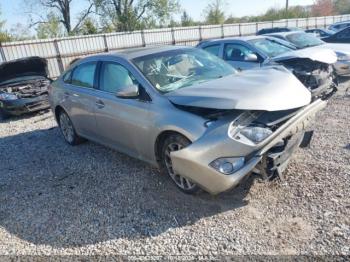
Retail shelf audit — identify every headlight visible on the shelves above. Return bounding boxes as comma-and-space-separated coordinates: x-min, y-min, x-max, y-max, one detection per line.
0, 93, 18, 101
210, 157, 245, 175
240, 126, 273, 144
336, 52, 350, 61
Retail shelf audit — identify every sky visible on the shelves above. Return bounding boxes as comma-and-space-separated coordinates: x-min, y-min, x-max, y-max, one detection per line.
0, 0, 315, 30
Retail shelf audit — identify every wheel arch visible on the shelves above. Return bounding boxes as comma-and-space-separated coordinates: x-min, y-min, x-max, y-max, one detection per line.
154, 130, 191, 165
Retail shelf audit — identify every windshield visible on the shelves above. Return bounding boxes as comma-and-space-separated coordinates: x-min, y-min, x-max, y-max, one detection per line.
286, 32, 324, 48
133, 48, 236, 93
248, 38, 294, 58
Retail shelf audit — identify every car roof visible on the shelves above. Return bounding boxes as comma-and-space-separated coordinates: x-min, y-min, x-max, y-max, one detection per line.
199, 35, 266, 45
331, 20, 350, 26
83, 45, 193, 61
266, 31, 302, 37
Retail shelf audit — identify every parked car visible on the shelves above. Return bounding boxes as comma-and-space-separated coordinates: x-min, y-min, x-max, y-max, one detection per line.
0, 56, 51, 119
197, 36, 337, 100
256, 27, 301, 35
266, 31, 350, 77
328, 20, 350, 32
49, 46, 327, 195
305, 28, 335, 38
322, 27, 350, 43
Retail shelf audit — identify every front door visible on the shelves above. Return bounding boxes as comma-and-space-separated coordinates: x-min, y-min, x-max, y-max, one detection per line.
93, 61, 151, 158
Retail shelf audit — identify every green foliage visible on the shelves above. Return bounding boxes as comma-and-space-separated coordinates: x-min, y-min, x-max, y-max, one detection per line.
0, 8, 11, 42
79, 17, 99, 35
36, 13, 64, 39
204, 0, 226, 24
333, 0, 350, 15
95, 0, 180, 32
181, 11, 195, 26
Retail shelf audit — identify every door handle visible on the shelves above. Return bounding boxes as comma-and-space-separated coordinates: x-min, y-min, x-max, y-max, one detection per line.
95, 100, 105, 109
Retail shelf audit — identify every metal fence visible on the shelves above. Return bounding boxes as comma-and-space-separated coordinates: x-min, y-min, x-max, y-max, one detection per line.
1, 14, 350, 78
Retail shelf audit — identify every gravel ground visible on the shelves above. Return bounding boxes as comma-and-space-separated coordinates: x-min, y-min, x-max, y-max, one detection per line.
0, 86, 349, 258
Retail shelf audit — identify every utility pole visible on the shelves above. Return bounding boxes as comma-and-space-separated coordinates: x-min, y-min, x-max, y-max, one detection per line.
286, 0, 289, 12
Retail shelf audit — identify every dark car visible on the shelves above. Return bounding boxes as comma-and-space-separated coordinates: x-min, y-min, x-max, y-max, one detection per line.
305, 28, 335, 39
0, 57, 51, 119
323, 27, 350, 43
256, 27, 301, 36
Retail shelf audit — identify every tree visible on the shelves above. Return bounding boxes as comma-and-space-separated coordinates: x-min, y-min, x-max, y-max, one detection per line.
312, 0, 334, 16
94, 0, 180, 31
36, 13, 64, 39
79, 17, 98, 35
181, 11, 195, 26
204, 0, 226, 25
333, 0, 350, 15
25, 0, 94, 35
0, 8, 11, 42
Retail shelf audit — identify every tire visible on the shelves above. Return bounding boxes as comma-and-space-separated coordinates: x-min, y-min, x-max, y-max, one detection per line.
58, 110, 85, 145
160, 134, 200, 194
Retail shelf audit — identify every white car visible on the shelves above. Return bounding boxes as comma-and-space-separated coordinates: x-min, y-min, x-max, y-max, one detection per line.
266, 31, 350, 77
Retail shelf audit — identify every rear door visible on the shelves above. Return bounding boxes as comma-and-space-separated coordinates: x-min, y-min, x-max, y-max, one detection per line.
223, 43, 261, 71
93, 60, 152, 158
61, 61, 99, 138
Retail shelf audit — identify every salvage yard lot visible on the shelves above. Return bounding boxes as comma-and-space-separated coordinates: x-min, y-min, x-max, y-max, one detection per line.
0, 88, 349, 256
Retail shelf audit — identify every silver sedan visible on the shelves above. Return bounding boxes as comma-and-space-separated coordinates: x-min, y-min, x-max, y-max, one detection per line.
49, 46, 326, 195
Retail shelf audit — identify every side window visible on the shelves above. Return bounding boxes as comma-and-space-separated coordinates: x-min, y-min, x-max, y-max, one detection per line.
71, 62, 97, 88
63, 70, 72, 84
337, 28, 350, 39
203, 44, 221, 57
99, 62, 138, 93
224, 44, 256, 62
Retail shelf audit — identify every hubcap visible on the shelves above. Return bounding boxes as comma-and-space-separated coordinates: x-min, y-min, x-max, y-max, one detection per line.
59, 113, 74, 143
164, 142, 197, 191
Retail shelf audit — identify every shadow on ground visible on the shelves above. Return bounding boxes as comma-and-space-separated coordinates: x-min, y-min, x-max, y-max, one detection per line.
0, 127, 255, 248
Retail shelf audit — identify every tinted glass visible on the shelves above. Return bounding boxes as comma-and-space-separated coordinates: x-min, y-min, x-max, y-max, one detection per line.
224, 44, 256, 61
203, 44, 221, 56
133, 48, 236, 93
286, 32, 324, 48
99, 63, 137, 93
63, 70, 72, 83
71, 62, 97, 88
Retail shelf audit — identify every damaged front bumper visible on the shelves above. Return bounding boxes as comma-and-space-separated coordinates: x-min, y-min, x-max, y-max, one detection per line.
0, 94, 50, 116
171, 99, 327, 195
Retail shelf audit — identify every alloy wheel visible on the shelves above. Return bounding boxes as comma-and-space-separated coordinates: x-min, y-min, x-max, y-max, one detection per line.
164, 142, 197, 191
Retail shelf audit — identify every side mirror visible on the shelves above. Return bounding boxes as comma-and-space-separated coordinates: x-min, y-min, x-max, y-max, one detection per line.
244, 53, 259, 62
116, 84, 139, 98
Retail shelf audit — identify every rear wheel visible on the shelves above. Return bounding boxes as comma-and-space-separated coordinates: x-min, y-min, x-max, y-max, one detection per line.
58, 110, 84, 145
160, 134, 200, 194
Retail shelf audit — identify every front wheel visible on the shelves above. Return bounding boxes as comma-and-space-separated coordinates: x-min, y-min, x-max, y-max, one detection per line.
58, 110, 85, 145
160, 134, 200, 194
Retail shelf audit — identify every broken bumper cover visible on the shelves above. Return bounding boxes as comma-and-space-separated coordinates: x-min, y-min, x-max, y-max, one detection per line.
0, 94, 50, 116
171, 99, 327, 195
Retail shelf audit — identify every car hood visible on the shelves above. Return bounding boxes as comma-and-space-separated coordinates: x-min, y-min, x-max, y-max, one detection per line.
271, 47, 337, 64
0, 56, 48, 84
166, 67, 311, 111
322, 43, 350, 55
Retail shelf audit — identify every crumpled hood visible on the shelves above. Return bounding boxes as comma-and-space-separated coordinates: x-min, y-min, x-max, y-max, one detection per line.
323, 43, 350, 55
166, 67, 311, 111
272, 46, 337, 64
0, 56, 48, 84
